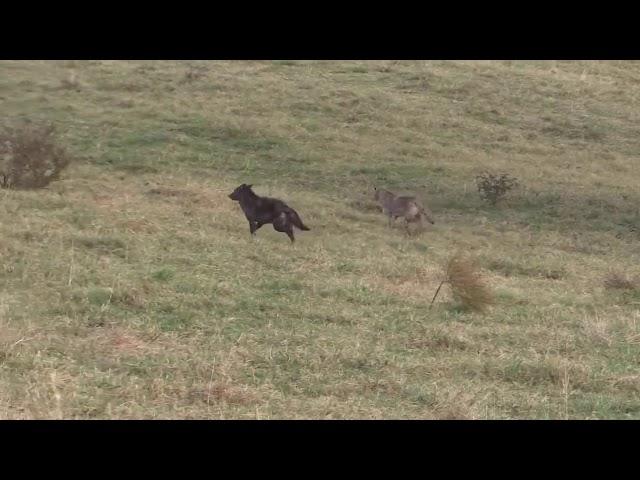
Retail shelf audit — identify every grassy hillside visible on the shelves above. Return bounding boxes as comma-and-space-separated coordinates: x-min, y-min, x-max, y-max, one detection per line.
1, 60, 639, 419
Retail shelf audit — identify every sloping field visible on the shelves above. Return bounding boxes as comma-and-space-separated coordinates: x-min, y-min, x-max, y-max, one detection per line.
0, 60, 639, 418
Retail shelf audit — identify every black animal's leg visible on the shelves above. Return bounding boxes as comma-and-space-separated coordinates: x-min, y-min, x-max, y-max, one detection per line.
273, 213, 295, 243
249, 220, 265, 236
286, 228, 295, 243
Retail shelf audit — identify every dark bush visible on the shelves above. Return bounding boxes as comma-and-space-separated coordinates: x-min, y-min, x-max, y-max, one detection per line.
475, 171, 519, 205
0, 122, 71, 189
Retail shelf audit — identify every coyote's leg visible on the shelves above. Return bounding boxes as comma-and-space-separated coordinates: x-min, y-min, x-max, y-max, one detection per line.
415, 213, 424, 234
383, 208, 393, 227
404, 217, 412, 235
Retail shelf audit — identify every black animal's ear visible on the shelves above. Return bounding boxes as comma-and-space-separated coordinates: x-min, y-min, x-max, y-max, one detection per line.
247, 184, 253, 188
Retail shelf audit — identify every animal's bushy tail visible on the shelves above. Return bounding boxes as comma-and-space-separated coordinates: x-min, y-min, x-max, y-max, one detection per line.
286, 208, 310, 231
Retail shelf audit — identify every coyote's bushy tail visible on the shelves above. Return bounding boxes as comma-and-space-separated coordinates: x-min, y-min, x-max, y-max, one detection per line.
286, 208, 310, 231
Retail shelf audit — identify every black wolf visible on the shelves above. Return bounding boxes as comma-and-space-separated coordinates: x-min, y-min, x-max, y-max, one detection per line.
228, 184, 310, 243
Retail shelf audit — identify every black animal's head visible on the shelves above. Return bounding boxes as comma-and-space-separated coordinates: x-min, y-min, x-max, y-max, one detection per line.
228, 183, 253, 201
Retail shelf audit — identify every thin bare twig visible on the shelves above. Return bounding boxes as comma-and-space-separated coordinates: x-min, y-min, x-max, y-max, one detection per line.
430, 279, 447, 307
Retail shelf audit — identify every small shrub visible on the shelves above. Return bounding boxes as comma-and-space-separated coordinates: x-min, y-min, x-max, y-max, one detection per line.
60, 72, 81, 90
272, 60, 299, 66
87, 288, 113, 307
76, 236, 127, 257
431, 254, 494, 312
181, 65, 207, 83
111, 288, 147, 310
348, 198, 380, 213
488, 258, 566, 280
604, 271, 638, 290
475, 171, 519, 205
152, 268, 175, 282
0, 122, 72, 189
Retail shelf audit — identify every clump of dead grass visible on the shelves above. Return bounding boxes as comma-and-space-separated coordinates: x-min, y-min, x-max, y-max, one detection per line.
0, 122, 72, 189
430, 254, 494, 312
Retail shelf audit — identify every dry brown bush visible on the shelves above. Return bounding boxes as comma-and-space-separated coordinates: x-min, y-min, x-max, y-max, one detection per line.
431, 254, 494, 312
